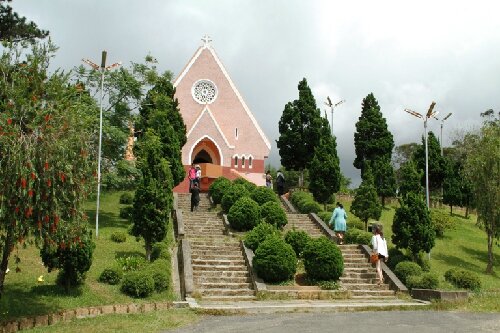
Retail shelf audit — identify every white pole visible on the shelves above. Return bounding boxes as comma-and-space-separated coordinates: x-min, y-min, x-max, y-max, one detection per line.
95, 69, 105, 239
424, 118, 430, 209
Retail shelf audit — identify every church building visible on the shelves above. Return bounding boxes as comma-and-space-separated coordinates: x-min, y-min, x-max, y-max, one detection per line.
173, 36, 271, 192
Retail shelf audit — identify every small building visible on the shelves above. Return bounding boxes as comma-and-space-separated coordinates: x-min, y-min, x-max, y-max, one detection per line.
173, 36, 271, 192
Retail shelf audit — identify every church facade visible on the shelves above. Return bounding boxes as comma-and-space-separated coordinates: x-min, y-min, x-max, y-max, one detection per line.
173, 36, 271, 192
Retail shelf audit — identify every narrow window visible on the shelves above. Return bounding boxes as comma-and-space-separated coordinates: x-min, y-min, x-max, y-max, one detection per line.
241, 156, 245, 168
234, 156, 238, 167
235, 128, 238, 139
248, 156, 253, 168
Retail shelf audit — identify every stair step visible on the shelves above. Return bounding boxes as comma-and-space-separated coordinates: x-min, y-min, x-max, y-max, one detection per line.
200, 288, 255, 296
194, 276, 252, 283
197, 282, 254, 289
350, 289, 395, 297
200, 295, 257, 301
191, 254, 243, 260
342, 283, 389, 291
192, 264, 249, 271
192, 259, 246, 266
193, 270, 250, 278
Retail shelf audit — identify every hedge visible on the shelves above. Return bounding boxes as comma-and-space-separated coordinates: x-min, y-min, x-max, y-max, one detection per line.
253, 235, 297, 283
244, 222, 281, 251
303, 236, 344, 281
260, 201, 288, 229
227, 197, 260, 231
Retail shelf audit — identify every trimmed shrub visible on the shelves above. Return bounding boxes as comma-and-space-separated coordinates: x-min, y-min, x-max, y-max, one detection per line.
119, 192, 134, 204
110, 231, 127, 243
284, 230, 311, 258
233, 177, 257, 193
116, 255, 147, 272
347, 216, 365, 230
146, 259, 170, 292
430, 209, 455, 237
227, 197, 260, 231
221, 184, 250, 213
244, 222, 280, 251
209, 177, 232, 205
416, 252, 431, 272
289, 191, 310, 208
251, 186, 279, 206
317, 211, 331, 223
98, 266, 123, 285
121, 271, 155, 297
260, 201, 288, 229
387, 248, 409, 270
151, 242, 171, 261
303, 237, 344, 281
444, 268, 481, 291
119, 205, 134, 220
299, 200, 322, 214
344, 228, 372, 245
394, 261, 423, 285
406, 272, 439, 290
253, 235, 297, 283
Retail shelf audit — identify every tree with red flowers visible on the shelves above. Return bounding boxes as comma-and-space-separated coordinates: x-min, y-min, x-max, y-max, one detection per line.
0, 41, 97, 296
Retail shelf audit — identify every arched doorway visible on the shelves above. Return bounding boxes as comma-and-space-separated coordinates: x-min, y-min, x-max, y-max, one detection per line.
191, 137, 222, 166
193, 149, 212, 164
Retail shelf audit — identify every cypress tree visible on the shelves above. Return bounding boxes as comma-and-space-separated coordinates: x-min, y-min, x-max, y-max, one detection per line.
398, 160, 424, 198
413, 131, 446, 194
350, 167, 382, 231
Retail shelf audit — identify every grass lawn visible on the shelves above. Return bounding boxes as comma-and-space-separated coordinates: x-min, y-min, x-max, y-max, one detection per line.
0, 191, 180, 322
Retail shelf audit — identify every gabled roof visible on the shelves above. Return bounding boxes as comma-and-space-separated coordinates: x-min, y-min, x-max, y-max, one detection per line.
187, 105, 234, 149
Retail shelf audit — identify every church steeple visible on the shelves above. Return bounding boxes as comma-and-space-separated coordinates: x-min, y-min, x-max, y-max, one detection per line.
201, 34, 212, 47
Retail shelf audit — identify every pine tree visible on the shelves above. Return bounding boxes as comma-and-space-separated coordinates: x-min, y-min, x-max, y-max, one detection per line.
0, 0, 49, 42
277, 78, 323, 186
392, 193, 435, 258
308, 118, 341, 210
413, 131, 446, 193
350, 167, 382, 231
398, 160, 424, 198
353, 93, 395, 202
442, 159, 463, 215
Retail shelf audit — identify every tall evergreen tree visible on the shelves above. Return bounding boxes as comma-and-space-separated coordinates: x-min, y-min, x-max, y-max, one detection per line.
277, 78, 323, 186
308, 118, 341, 210
350, 167, 382, 231
353, 93, 395, 202
398, 160, 424, 198
0, 0, 49, 42
442, 158, 463, 215
413, 131, 446, 194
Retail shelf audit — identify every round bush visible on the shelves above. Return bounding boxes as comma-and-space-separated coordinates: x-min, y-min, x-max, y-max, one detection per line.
299, 199, 321, 214
233, 177, 257, 193
119, 192, 134, 204
244, 222, 280, 251
347, 216, 365, 231
394, 261, 423, 285
344, 228, 372, 245
227, 197, 260, 231
221, 184, 250, 213
251, 186, 278, 206
110, 231, 127, 243
260, 201, 288, 229
444, 268, 481, 291
146, 259, 170, 292
430, 209, 455, 237
303, 236, 344, 281
98, 266, 123, 285
119, 206, 134, 220
416, 252, 431, 272
284, 230, 311, 258
121, 271, 155, 297
406, 272, 439, 290
317, 211, 331, 223
209, 177, 232, 205
289, 191, 310, 208
253, 235, 297, 283
151, 242, 171, 261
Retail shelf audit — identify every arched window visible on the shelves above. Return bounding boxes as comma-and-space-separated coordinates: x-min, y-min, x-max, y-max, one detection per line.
241, 156, 246, 168
248, 156, 253, 168
234, 156, 238, 167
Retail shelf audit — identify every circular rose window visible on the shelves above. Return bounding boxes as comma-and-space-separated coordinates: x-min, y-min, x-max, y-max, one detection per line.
192, 79, 218, 104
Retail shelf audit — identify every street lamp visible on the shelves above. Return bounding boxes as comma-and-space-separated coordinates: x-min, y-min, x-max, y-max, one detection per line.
324, 96, 345, 136
437, 113, 453, 157
82, 51, 121, 238
404, 102, 439, 209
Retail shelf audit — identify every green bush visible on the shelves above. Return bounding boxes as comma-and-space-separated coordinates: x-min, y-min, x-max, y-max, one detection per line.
260, 201, 288, 229
430, 209, 455, 237
244, 222, 280, 251
303, 237, 344, 281
416, 252, 431, 272
394, 261, 423, 285
119, 192, 134, 204
98, 266, 123, 285
284, 230, 311, 258
221, 184, 250, 213
233, 177, 257, 193
251, 186, 279, 206
289, 191, 310, 208
317, 211, 332, 223
299, 200, 322, 214
227, 197, 260, 231
209, 177, 232, 205
146, 259, 170, 292
151, 242, 171, 261
116, 255, 146, 272
444, 268, 481, 291
103, 160, 141, 191
121, 271, 155, 297
347, 216, 365, 230
406, 272, 439, 290
344, 228, 372, 245
110, 231, 127, 243
253, 235, 297, 283
119, 205, 134, 220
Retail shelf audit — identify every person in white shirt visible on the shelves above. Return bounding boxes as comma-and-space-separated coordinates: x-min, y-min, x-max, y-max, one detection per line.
371, 224, 388, 285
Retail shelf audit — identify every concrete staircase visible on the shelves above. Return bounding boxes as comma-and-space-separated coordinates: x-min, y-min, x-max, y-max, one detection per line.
177, 193, 256, 301
284, 213, 325, 237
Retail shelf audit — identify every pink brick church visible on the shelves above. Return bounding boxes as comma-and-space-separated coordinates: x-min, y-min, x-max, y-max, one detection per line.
173, 36, 271, 193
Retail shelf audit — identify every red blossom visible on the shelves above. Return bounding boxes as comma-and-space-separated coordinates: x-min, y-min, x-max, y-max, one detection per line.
47, 179, 51, 187
30, 172, 36, 180
44, 162, 49, 171
20, 178, 27, 189
44, 215, 50, 223
25, 207, 33, 218
7, 118, 12, 125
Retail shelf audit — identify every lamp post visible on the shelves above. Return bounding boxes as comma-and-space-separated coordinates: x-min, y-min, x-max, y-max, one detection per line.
82, 51, 121, 238
404, 102, 438, 209
438, 113, 453, 157
324, 96, 345, 136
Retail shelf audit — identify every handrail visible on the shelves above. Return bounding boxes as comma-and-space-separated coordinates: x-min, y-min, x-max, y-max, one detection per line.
179, 239, 194, 298
308, 212, 338, 242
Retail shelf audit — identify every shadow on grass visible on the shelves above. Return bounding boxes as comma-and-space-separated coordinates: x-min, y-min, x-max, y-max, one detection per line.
84, 211, 131, 230
460, 245, 500, 270
451, 212, 471, 220
432, 253, 482, 271
115, 250, 144, 259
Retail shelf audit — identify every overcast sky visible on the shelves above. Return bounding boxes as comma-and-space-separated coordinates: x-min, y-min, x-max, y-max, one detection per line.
12, 0, 500, 186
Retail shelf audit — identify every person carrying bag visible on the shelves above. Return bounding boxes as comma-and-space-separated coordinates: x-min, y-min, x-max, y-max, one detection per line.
371, 224, 388, 285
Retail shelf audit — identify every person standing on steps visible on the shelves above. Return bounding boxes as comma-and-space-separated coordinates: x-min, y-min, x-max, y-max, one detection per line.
191, 182, 200, 212
265, 170, 272, 188
329, 202, 347, 245
188, 163, 197, 191
371, 224, 388, 285
195, 164, 202, 187
276, 170, 285, 196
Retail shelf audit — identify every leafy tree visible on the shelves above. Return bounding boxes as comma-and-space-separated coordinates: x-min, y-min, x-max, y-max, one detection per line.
0, 42, 96, 295
393, 143, 419, 168
339, 173, 353, 195
277, 78, 323, 187
0, 0, 48, 42
442, 159, 463, 215
308, 118, 341, 210
398, 160, 423, 198
353, 93, 395, 202
392, 193, 435, 258
131, 130, 173, 261
350, 167, 382, 231
463, 111, 499, 274
413, 131, 446, 194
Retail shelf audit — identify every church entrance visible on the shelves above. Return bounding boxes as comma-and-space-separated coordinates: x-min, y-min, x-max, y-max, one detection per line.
191, 137, 221, 166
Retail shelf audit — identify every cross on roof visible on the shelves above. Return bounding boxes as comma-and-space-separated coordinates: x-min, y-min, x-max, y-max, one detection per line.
201, 34, 212, 46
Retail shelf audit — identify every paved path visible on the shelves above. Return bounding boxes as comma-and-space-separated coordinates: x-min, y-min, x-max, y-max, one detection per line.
164, 311, 500, 333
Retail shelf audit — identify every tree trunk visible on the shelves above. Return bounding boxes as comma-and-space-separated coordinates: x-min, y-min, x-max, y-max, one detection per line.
486, 232, 493, 274
145, 241, 152, 262
364, 220, 368, 232
465, 206, 469, 218
381, 196, 386, 208
450, 205, 453, 215
0, 229, 14, 297
299, 170, 304, 188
